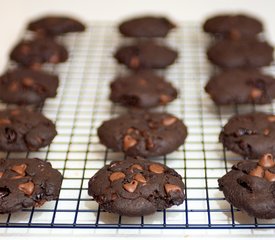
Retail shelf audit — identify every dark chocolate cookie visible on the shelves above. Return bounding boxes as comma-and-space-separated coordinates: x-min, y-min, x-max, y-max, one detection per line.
203, 14, 263, 39
220, 112, 275, 159
114, 41, 178, 69
28, 15, 85, 36
0, 68, 59, 105
10, 38, 68, 68
98, 111, 187, 157
0, 108, 57, 152
0, 158, 62, 214
119, 16, 175, 38
205, 69, 275, 105
218, 153, 275, 219
207, 38, 274, 68
88, 156, 185, 216
110, 70, 178, 108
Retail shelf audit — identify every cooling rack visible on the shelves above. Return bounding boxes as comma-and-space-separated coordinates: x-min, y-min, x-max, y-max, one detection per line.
0, 22, 275, 230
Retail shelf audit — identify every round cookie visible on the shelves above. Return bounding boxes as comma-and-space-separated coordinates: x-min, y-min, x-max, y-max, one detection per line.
98, 111, 187, 157
218, 153, 275, 219
110, 70, 178, 108
119, 16, 175, 38
10, 38, 68, 68
207, 38, 274, 68
0, 108, 57, 152
0, 68, 59, 105
220, 112, 275, 159
203, 14, 263, 39
88, 156, 185, 216
28, 15, 85, 36
0, 158, 62, 214
114, 41, 178, 69
205, 69, 275, 105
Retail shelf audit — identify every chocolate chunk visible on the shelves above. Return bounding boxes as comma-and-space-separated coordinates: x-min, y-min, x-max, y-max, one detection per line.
18, 181, 34, 196
88, 157, 185, 216
149, 164, 164, 174
109, 172, 125, 182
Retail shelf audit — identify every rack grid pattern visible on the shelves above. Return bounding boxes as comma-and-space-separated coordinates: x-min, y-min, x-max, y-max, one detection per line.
0, 22, 275, 229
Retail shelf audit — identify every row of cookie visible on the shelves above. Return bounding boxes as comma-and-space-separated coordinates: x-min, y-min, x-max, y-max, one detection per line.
203, 14, 274, 105
0, 16, 86, 214
88, 16, 187, 217
203, 14, 275, 219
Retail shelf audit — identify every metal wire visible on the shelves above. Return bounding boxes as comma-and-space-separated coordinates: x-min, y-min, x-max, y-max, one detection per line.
0, 22, 275, 229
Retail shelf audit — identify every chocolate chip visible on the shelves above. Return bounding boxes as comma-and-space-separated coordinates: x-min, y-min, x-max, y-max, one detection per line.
264, 170, 275, 182
130, 57, 140, 68
267, 115, 275, 122
258, 153, 275, 168
123, 180, 138, 193
250, 88, 262, 99
18, 181, 35, 196
165, 183, 182, 194
149, 164, 164, 174
109, 172, 125, 182
130, 164, 143, 172
162, 117, 177, 126
159, 94, 172, 104
123, 135, 137, 150
0, 172, 3, 178
134, 173, 146, 183
22, 77, 34, 87
0, 187, 10, 199
0, 119, 11, 125
264, 128, 270, 136
249, 165, 264, 178
5, 127, 17, 143
11, 163, 27, 176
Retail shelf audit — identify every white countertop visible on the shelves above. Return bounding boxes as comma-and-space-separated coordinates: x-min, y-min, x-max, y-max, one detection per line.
1, 0, 275, 239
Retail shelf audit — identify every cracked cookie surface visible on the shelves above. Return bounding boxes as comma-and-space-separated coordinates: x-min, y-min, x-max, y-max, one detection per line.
88, 156, 185, 216
220, 112, 275, 158
205, 69, 275, 105
0, 158, 62, 214
97, 111, 187, 157
219, 153, 275, 219
114, 41, 178, 69
0, 108, 57, 152
0, 68, 59, 105
110, 70, 178, 108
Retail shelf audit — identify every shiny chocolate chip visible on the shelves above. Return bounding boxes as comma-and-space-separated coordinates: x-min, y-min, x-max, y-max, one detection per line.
109, 172, 125, 182
149, 163, 164, 174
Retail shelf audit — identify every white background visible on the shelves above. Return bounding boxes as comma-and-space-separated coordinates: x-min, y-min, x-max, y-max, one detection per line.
1, 0, 275, 239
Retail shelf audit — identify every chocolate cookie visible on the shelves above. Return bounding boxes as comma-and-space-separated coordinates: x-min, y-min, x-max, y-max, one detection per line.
110, 70, 178, 108
203, 14, 263, 39
205, 69, 275, 105
220, 112, 275, 159
10, 38, 68, 68
0, 108, 57, 152
218, 153, 275, 219
119, 16, 175, 38
114, 41, 178, 69
0, 158, 62, 214
28, 15, 85, 36
0, 68, 59, 105
98, 111, 187, 157
88, 156, 185, 216
207, 38, 274, 68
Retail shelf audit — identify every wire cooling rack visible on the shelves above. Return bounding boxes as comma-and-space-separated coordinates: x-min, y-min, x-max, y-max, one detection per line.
0, 22, 275, 230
